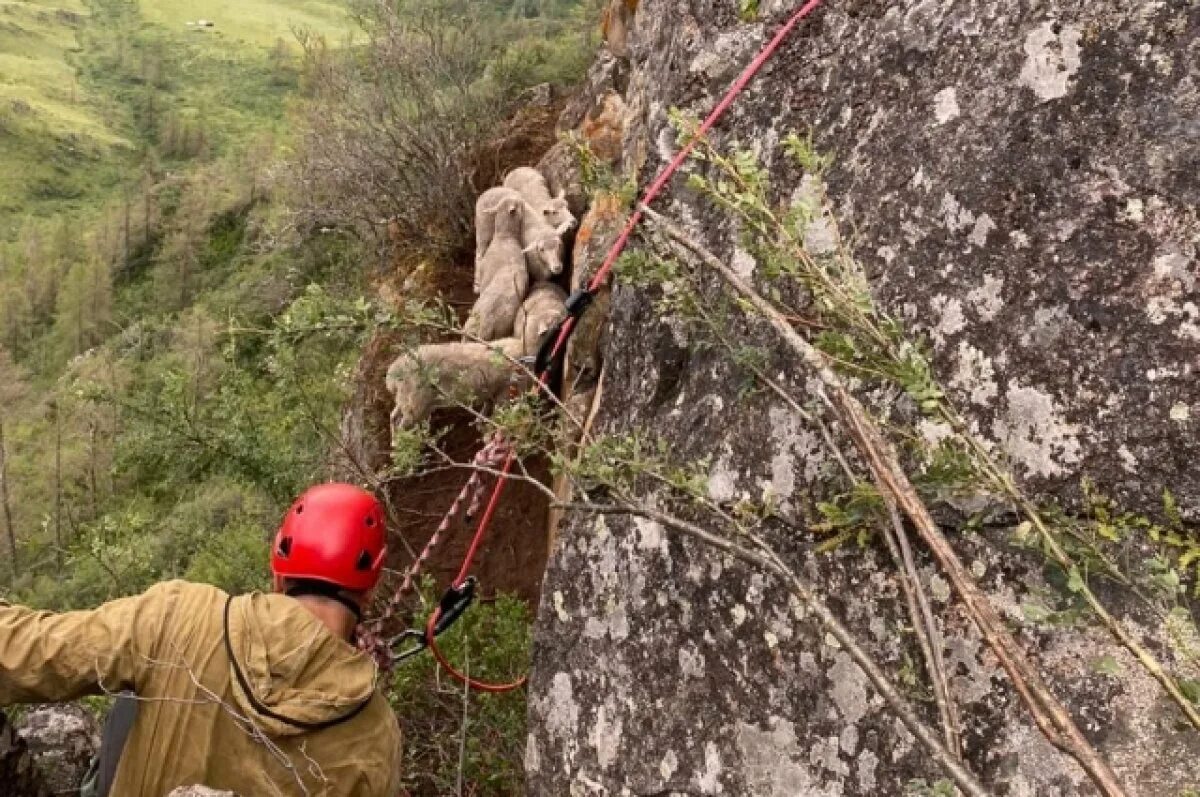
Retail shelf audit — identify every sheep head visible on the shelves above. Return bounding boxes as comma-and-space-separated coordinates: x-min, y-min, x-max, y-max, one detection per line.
522, 236, 564, 276
541, 194, 576, 233
492, 195, 525, 238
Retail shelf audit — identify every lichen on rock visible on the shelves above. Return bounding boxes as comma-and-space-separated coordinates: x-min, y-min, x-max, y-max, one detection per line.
528, 1, 1200, 795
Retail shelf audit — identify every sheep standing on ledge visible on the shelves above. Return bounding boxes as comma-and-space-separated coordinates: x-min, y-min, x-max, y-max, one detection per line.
386, 337, 527, 434
503, 167, 575, 234
515, 282, 568, 357
465, 194, 529, 341
475, 185, 568, 291
505, 167, 574, 287
389, 166, 573, 441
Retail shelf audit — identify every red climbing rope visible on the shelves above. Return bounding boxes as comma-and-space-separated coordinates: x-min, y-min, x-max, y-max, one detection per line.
424, 0, 828, 693
359, 435, 511, 670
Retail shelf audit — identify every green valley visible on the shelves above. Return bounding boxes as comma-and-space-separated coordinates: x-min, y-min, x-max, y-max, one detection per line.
0, 0, 594, 792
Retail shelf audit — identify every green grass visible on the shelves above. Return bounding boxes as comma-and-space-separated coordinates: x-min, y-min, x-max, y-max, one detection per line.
0, 1, 104, 139
0, 0, 351, 238
0, 0, 132, 226
140, 0, 350, 48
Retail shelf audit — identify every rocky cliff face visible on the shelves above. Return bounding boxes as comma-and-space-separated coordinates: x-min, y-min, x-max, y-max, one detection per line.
0, 706, 97, 797
0, 710, 49, 797
527, 1, 1199, 794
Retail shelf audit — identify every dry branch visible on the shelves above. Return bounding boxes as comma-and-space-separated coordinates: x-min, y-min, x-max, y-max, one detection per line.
672, 244, 963, 756
880, 496, 962, 759
641, 204, 1130, 797
559, 501, 990, 797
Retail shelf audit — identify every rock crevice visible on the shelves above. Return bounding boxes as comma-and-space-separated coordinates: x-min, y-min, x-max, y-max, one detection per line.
527, 1, 1200, 794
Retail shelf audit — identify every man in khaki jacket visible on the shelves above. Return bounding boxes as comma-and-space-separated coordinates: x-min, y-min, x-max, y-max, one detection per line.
0, 483, 402, 796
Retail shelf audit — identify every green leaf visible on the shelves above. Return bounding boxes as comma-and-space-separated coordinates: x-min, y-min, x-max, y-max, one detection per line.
1021, 600, 1053, 624
1180, 679, 1200, 705
1066, 566, 1086, 593
1091, 655, 1122, 677
815, 529, 854, 554
1163, 488, 1183, 528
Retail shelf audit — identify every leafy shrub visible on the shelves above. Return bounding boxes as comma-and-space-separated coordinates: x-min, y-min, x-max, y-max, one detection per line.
389, 582, 532, 796
289, 0, 595, 265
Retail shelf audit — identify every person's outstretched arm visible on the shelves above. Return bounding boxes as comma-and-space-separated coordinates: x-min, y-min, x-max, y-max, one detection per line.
0, 582, 176, 704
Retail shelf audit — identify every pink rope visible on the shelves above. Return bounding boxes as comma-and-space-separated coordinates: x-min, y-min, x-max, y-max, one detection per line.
427, 0, 830, 692
359, 434, 511, 670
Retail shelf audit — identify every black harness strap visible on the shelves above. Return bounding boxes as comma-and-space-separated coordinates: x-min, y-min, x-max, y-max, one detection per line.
223, 596, 371, 732
563, 288, 595, 318
534, 288, 594, 394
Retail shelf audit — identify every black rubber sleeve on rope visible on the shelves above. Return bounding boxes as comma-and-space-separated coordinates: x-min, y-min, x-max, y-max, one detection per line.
432, 577, 477, 636
564, 289, 594, 318
534, 289, 593, 388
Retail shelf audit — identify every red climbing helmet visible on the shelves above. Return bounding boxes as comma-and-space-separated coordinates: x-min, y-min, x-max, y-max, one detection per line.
271, 483, 388, 593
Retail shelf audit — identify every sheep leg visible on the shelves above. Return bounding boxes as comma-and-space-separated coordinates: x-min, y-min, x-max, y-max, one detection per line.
474, 211, 494, 291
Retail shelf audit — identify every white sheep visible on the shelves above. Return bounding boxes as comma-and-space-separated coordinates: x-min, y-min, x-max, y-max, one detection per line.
473, 193, 525, 295
514, 282, 567, 356
386, 337, 526, 432
474, 187, 565, 292
465, 195, 529, 342
503, 167, 576, 234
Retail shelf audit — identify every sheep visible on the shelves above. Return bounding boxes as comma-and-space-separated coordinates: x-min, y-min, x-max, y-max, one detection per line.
465, 195, 528, 342
475, 186, 514, 287
503, 167, 576, 234
386, 337, 526, 432
514, 282, 568, 357
473, 193, 525, 294
474, 186, 566, 292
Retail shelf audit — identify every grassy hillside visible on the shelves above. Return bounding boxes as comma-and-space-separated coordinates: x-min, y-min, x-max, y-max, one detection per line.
0, 0, 352, 236
0, 3, 596, 791
0, 0, 128, 223
140, 0, 349, 48
0, 0, 364, 589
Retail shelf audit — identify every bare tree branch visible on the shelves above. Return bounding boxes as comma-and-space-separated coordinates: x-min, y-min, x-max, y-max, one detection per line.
640, 203, 1129, 797
556, 501, 990, 797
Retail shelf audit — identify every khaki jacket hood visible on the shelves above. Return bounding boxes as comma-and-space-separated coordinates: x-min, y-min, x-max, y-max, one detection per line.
225, 592, 378, 737
0, 580, 402, 796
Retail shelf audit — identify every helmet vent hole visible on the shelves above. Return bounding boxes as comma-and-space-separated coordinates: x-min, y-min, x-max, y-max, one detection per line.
277, 536, 293, 557
355, 550, 373, 571
365, 516, 376, 528
295, 505, 304, 514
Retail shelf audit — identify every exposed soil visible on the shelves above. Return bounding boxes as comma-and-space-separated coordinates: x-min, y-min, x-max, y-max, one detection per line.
351, 282, 554, 614
348, 93, 571, 616
383, 407, 553, 606
467, 88, 567, 195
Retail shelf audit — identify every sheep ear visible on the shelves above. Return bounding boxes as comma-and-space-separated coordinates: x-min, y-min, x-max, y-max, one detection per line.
522, 242, 537, 254
555, 188, 565, 200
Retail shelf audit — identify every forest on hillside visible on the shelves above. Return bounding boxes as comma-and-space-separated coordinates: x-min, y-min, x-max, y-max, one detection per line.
0, 0, 598, 792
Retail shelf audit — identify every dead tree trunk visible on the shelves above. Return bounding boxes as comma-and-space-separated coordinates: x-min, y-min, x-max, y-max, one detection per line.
53, 402, 63, 568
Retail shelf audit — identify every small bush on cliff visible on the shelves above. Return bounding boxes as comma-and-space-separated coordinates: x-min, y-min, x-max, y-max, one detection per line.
388, 582, 531, 797
289, 0, 596, 265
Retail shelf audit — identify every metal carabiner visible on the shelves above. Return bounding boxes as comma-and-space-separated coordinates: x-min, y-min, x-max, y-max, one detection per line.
388, 577, 478, 664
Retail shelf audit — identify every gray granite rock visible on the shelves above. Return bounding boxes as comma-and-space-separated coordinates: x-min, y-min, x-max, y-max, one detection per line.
166, 787, 238, 797
528, 2, 1200, 795
16, 704, 99, 796
0, 709, 50, 797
